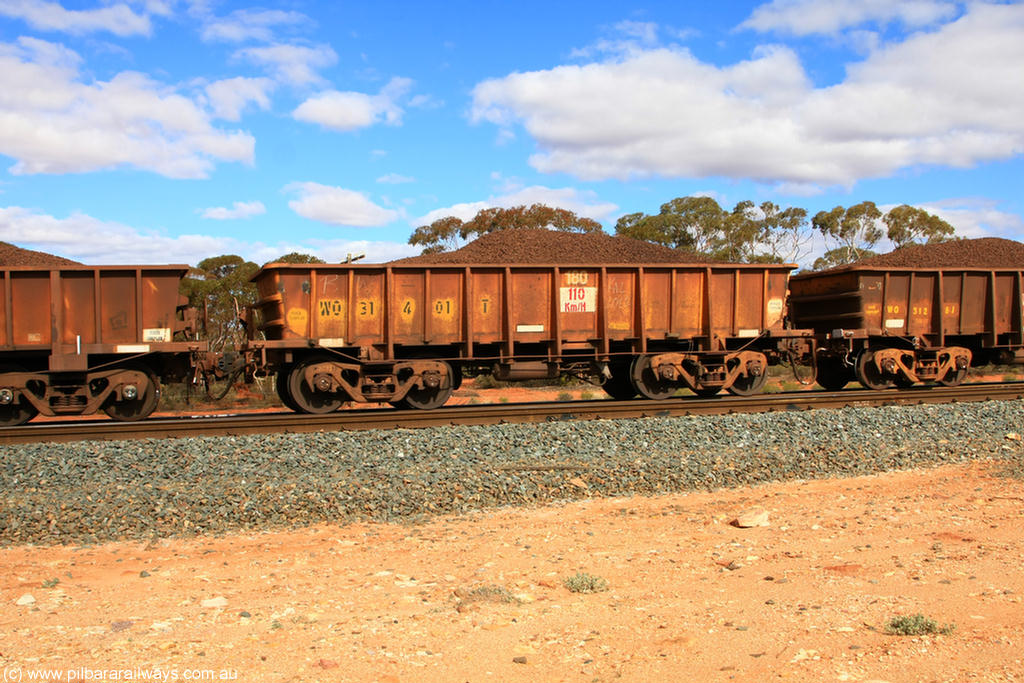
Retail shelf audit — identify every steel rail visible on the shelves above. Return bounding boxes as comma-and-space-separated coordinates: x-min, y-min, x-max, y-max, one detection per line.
2, 382, 1022, 446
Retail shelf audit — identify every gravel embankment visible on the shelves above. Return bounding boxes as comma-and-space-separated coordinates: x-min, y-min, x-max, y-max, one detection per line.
2, 401, 1022, 546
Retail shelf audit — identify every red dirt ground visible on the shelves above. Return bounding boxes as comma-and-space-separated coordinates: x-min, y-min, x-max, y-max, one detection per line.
3, 458, 1024, 682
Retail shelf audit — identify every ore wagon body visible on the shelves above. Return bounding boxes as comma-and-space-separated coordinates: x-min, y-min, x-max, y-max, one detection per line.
0, 265, 202, 425
789, 266, 1024, 389
247, 262, 810, 412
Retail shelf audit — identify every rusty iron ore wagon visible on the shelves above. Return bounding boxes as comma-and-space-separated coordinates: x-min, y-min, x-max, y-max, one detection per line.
789, 265, 1024, 390
244, 262, 812, 412
0, 265, 202, 425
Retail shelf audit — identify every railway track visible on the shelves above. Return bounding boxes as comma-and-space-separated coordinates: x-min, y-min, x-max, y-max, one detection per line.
2, 381, 1022, 445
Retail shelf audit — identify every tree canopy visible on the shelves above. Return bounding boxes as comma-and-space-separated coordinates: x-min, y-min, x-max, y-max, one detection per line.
273, 252, 326, 264
883, 204, 956, 249
810, 201, 883, 269
179, 254, 258, 351
409, 203, 603, 254
615, 196, 810, 263
811, 202, 955, 269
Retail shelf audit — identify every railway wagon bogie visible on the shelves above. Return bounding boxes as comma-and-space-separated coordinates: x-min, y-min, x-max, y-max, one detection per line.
0, 265, 203, 424
248, 262, 805, 411
790, 265, 1023, 390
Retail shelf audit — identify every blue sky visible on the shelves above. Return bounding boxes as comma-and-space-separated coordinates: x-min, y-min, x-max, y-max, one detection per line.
0, 0, 1022, 266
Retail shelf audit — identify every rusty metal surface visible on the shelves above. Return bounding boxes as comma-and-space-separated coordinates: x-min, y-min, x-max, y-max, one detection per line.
251, 263, 795, 359
790, 267, 1024, 345
0, 265, 201, 421
0, 265, 192, 352
3, 381, 1022, 445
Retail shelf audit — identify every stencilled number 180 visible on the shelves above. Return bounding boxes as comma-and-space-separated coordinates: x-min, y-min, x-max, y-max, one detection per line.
565, 271, 589, 285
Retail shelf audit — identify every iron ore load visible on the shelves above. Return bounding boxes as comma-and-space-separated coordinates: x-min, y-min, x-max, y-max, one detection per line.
248, 230, 811, 412
790, 237, 1024, 390
0, 264, 202, 425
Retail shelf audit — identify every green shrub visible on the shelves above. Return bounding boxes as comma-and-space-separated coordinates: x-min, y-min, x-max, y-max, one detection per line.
885, 614, 955, 636
563, 572, 608, 594
460, 584, 518, 604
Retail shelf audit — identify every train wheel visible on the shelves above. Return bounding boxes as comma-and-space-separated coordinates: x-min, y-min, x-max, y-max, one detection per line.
854, 350, 894, 390
938, 366, 968, 387
726, 371, 768, 396
287, 358, 345, 414
275, 366, 302, 412
0, 365, 38, 426
103, 364, 160, 422
815, 358, 851, 391
396, 362, 454, 410
631, 355, 676, 400
601, 363, 637, 400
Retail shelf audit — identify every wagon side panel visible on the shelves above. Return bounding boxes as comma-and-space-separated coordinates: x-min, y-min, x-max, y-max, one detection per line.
138, 268, 184, 343
960, 273, 988, 335
707, 269, 735, 342
0, 272, 7, 347
765, 271, 789, 329
469, 269, 503, 343
557, 267, 600, 341
391, 270, 425, 345
640, 269, 670, 339
672, 269, 705, 338
350, 270, 385, 349
425, 269, 463, 345
734, 269, 765, 336
60, 272, 96, 346
311, 269, 349, 344
994, 272, 1015, 338
509, 268, 551, 341
10, 271, 52, 347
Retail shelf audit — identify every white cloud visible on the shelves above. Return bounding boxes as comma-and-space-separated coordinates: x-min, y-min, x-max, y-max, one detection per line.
376, 173, 415, 184
408, 93, 442, 109
0, 37, 254, 178
913, 198, 1024, 240
740, 0, 959, 35
263, 238, 418, 264
204, 77, 274, 120
135, 1, 173, 18
200, 200, 266, 220
415, 201, 489, 226
0, 0, 152, 36
470, 4, 1024, 189
285, 182, 401, 227
414, 184, 618, 226
571, 19, 665, 59
0, 206, 233, 264
615, 20, 660, 45
0, 206, 417, 265
293, 77, 413, 131
200, 8, 306, 43
233, 43, 337, 86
